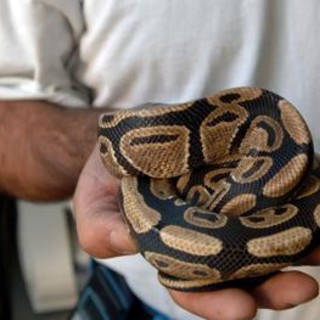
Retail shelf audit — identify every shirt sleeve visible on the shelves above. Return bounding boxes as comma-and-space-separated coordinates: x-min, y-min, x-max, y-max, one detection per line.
0, 0, 90, 107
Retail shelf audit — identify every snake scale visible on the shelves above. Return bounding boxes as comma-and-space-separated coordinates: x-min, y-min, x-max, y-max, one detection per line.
98, 87, 320, 291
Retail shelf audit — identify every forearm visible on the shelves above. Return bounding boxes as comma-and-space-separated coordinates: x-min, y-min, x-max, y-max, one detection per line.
0, 100, 104, 200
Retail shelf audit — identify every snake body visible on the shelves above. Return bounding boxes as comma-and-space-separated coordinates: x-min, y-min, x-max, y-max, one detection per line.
98, 87, 320, 291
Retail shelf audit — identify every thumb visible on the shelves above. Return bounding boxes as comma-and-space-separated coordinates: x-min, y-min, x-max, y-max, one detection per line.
75, 198, 138, 258
73, 145, 138, 258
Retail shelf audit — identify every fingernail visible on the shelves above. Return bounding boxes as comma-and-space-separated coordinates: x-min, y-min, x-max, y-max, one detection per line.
109, 228, 138, 255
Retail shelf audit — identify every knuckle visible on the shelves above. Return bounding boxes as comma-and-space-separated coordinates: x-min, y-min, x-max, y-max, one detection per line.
77, 223, 113, 258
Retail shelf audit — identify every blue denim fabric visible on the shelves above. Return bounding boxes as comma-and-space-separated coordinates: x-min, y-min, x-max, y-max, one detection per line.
71, 262, 173, 320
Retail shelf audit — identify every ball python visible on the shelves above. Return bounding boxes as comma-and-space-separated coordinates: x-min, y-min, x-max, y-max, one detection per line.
98, 87, 320, 291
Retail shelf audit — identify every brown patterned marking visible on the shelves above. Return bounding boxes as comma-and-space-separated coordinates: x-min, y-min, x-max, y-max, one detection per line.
98, 136, 127, 178
150, 179, 177, 199
229, 263, 289, 280
200, 105, 249, 163
183, 168, 233, 209
98, 112, 119, 129
144, 252, 219, 279
263, 154, 308, 198
240, 116, 284, 154
204, 183, 231, 212
160, 225, 223, 256
158, 273, 222, 290
279, 100, 310, 145
207, 87, 264, 106
297, 175, 320, 199
220, 194, 257, 216
240, 204, 298, 229
247, 227, 312, 257
314, 204, 320, 227
176, 156, 241, 208
99, 102, 194, 129
184, 185, 211, 207
184, 207, 228, 229
204, 168, 233, 189
121, 177, 161, 234
232, 156, 273, 184
120, 125, 190, 178
176, 172, 192, 195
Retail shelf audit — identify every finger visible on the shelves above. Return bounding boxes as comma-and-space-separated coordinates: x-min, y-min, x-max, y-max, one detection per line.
299, 246, 320, 265
169, 288, 257, 320
75, 195, 138, 258
73, 147, 138, 258
250, 270, 319, 310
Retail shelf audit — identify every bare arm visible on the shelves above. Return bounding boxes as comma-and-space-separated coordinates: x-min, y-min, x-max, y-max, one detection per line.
0, 100, 104, 200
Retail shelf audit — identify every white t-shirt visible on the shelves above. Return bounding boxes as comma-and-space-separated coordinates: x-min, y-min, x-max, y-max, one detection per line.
1, 1, 320, 319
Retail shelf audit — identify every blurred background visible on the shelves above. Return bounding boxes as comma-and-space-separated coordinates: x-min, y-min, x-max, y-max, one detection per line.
0, 196, 90, 320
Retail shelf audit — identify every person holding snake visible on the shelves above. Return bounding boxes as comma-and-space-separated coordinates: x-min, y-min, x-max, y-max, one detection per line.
1, 1, 320, 320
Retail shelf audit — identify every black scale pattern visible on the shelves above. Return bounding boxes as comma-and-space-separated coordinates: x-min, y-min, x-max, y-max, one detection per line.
102, 88, 319, 291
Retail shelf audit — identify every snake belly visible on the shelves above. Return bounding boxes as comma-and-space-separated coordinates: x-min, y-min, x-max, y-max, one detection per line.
98, 87, 320, 291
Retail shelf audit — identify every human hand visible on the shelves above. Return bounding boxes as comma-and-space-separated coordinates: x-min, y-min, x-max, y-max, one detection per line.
73, 146, 320, 320
73, 145, 138, 257
169, 254, 320, 320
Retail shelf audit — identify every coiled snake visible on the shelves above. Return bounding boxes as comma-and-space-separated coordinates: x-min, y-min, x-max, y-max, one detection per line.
98, 87, 320, 291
